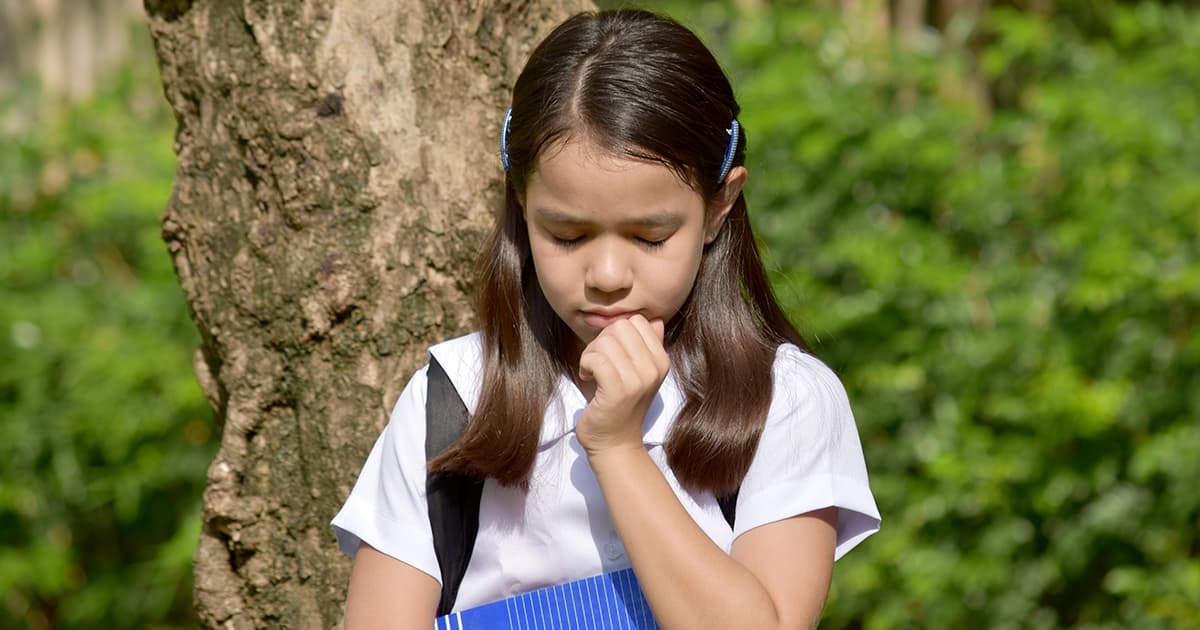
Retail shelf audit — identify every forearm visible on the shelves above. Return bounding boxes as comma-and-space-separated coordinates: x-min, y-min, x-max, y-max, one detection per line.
588, 445, 788, 630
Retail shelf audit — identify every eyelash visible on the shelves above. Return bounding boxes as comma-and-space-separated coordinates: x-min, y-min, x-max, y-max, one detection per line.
552, 236, 584, 249
551, 236, 667, 250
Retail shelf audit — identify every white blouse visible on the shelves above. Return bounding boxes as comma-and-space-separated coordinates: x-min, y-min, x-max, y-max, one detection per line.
331, 332, 880, 612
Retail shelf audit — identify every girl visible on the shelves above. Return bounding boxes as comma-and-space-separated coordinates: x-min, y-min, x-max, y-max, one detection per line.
332, 8, 879, 629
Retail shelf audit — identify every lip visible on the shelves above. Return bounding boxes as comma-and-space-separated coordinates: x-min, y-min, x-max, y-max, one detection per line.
580, 309, 640, 329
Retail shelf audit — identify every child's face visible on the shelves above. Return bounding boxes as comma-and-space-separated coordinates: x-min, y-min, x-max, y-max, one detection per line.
523, 138, 728, 354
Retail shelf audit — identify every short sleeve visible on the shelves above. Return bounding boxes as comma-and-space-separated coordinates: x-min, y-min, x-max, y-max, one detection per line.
330, 365, 442, 584
733, 346, 881, 560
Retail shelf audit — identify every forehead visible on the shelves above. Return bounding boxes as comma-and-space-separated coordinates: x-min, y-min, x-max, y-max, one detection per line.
525, 138, 705, 223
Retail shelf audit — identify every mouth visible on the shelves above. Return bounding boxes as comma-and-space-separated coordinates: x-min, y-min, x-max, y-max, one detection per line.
580, 310, 639, 330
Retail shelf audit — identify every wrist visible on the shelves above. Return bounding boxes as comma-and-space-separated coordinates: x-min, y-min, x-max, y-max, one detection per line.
584, 441, 647, 469
576, 407, 650, 458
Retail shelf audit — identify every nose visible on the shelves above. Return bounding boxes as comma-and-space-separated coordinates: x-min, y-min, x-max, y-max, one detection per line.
585, 239, 633, 295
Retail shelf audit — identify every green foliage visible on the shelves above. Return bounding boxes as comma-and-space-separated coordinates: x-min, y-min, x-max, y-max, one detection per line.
5, 4, 1198, 629
650, 2, 1199, 627
0, 28, 215, 630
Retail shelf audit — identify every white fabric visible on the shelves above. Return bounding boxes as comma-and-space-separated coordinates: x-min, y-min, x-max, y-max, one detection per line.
331, 332, 880, 612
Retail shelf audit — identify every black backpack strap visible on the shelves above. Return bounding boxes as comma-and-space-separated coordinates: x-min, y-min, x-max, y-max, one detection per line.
425, 355, 471, 460
425, 355, 483, 617
718, 490, 739, 530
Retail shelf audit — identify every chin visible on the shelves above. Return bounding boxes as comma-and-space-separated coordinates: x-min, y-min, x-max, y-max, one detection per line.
570, 327, 598, 345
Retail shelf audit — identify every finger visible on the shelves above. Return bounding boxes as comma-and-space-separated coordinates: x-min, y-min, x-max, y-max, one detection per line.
627, 316, 664, 351
577, 344, 611, 386
578, 335, 611, 382
602, 318, 656, 385
578, 361, 593, 382
627, 316, 670, 376
581, 330, 635, 391
578, 333, 611, 382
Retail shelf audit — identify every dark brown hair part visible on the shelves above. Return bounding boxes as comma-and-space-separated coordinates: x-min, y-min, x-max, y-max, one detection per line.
429, 9, 809, 494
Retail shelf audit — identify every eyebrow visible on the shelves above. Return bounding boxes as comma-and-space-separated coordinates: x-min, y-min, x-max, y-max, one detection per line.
533, 207, 684, 228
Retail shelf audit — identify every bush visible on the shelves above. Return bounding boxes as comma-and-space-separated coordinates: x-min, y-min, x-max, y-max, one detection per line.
5, 4, 1198, 628
658, 2, 1199, 627
0, 27, 215, 629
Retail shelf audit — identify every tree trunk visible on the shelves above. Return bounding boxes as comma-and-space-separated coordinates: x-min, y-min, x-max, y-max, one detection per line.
143, 1, 591, 627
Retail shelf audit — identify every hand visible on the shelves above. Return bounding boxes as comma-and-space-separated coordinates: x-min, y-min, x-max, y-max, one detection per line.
575, 314, 669, 457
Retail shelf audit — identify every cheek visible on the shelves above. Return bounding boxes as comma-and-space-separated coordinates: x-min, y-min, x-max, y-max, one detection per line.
529, 238, 565, 268
673, 243, 706, 291
525, 231, 554, 269
640, 247, 703, 305
528, 241, 576, 298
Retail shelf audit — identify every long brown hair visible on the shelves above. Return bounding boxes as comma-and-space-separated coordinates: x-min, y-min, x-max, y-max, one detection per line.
429, 9, 808, 495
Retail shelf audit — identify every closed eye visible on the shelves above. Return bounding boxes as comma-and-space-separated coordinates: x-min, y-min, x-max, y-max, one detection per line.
633, 231, 672, 249
552, 234, 585, 249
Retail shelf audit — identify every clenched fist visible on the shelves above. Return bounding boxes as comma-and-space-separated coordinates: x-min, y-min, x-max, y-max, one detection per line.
575, 314, 670, 456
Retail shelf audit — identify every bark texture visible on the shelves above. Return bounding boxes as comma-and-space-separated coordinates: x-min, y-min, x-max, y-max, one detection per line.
143, 0, 590, 627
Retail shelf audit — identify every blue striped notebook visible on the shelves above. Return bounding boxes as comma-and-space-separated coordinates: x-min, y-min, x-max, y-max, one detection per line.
434, 568, 660, 629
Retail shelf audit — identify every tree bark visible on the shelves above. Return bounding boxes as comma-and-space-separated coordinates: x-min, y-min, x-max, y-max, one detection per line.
143, 1, 591, 627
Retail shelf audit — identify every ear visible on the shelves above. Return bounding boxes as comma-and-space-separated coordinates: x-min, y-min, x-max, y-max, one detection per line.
705, 165, 746, 244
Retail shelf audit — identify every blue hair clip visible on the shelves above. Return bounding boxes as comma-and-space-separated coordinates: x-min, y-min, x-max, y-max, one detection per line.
718, 119, 740, 183
500, 108, 514, 171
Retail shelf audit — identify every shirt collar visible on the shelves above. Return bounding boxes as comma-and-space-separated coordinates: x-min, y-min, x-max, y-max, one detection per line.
428, 333, 679, 450
539, 370, 680, 448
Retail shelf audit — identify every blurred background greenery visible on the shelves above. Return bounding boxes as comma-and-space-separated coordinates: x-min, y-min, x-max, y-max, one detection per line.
2, 0, 1197, 628
1, 2, 215, 628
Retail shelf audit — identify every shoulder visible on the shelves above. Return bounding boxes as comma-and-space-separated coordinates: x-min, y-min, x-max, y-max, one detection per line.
427, 331, 484, 414
428, 331, 483, 362
772, 343, 839, 380
737, 343, 881, 558
768, 344, 852, 427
